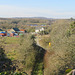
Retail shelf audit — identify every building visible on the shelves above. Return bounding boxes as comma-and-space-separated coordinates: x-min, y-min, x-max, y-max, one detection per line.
7, 28, 26, 37
35, 27, 44, 33
19, 29, 26, 33
0, 29, 6, 36
7, 28, 20, 37
7, 28, 20, 33
0, 29, 3, 31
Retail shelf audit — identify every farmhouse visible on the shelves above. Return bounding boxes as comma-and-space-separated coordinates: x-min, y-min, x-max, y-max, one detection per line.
35, 27, 44, 33
7, 28, 20, 33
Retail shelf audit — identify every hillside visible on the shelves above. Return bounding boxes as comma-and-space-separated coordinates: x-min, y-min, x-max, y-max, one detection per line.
39, 19, 75, 75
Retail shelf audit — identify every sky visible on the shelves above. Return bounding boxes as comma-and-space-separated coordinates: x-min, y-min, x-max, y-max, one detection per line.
0, 0, 75, 18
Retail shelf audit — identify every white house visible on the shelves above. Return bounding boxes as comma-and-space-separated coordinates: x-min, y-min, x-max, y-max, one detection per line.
35, 27, 44, 33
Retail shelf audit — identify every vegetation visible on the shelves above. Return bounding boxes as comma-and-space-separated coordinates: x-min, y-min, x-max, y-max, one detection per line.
40, 20, 75, 75
0, 71, 27, 75
0, 18, 54, 30
0, 34, 45, 75
17, 35, 37, 70
0, 18, 75, 75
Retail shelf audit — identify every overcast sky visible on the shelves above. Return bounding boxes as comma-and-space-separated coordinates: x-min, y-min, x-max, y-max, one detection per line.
0, 0, 75, 18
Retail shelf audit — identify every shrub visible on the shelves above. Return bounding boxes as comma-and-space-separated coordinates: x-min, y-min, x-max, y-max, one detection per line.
65, 69, 72, 73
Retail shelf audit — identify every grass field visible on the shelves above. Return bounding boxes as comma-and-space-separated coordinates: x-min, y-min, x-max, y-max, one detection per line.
5, 37, 20, 44
3, 37, 20, 61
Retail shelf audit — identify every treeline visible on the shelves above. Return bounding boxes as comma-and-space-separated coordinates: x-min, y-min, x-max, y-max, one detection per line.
0, 18, 54, 29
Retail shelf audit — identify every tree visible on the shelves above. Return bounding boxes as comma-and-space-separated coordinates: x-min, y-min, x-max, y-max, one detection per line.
17, 34, 36, 70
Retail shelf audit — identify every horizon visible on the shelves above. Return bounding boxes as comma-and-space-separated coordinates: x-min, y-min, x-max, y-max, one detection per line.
0, 17, 74, 19
0, 0, 75, 19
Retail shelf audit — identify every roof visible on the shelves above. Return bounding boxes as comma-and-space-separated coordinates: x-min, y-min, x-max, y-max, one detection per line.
19, 33, 23, 36
0, 31, 6, 33
20, 29, 25, 31
0, 33, 5, 35
0, 29, 3, 31
13, 28, 20, 31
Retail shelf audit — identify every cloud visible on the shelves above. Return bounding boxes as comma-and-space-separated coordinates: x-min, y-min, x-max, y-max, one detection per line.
0, 5, 75, 18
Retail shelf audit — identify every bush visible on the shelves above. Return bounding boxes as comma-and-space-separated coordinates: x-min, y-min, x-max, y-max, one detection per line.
65, 69, 72, 73
0, 71, 28, 75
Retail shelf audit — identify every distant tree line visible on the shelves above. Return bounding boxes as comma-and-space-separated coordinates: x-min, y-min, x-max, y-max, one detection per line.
0, 18, 54, 29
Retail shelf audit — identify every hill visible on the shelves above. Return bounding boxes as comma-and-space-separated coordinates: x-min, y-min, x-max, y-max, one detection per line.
39, 19, 75, 75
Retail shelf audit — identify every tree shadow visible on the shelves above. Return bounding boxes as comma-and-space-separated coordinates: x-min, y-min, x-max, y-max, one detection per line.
31, 44, 46, 75
0, 47, 15, 72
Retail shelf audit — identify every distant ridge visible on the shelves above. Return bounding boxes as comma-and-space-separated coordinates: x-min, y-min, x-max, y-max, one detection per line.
0, 17, 53, 20
13, 17, 53, 19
